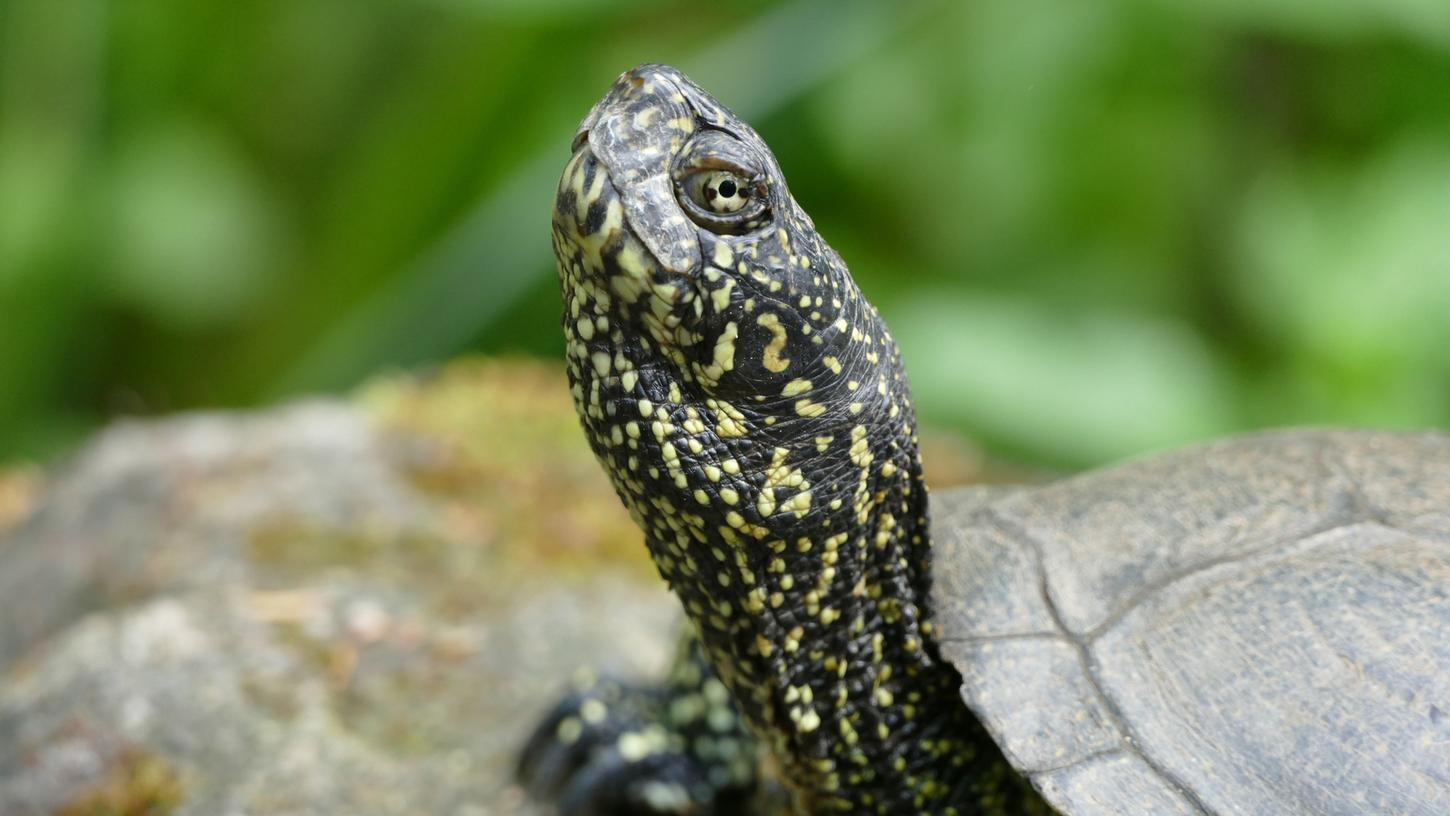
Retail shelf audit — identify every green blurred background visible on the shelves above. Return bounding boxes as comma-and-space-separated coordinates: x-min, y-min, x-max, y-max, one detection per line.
2, 0, 1448, 468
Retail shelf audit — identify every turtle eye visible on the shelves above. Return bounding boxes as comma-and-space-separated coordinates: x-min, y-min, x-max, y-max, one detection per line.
676, 168, 768, 233
690, 170, 751, 214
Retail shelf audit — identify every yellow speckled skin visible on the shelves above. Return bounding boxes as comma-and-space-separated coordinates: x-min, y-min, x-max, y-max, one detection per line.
551, 65, 1047, 815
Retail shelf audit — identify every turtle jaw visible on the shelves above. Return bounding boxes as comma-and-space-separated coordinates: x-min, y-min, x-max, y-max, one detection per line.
552, 142, 707, 386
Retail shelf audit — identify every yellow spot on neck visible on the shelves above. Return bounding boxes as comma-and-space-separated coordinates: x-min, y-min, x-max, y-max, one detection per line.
781, 378, 813, 397
712, 241, 734, 270
756, 488, 777, 517
795, 399, 827, 418
756, 312, 791, 373
590, 351, 611, 376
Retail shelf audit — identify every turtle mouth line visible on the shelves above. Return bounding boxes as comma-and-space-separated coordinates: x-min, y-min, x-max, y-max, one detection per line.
569, 126, 590, 153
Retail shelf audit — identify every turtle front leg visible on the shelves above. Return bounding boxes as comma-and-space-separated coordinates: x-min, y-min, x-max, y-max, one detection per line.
518, 628, 765, 815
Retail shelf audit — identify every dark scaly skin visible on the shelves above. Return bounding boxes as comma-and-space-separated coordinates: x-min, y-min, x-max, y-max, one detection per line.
518, 629, 763, 814
539, 64, 1050, 815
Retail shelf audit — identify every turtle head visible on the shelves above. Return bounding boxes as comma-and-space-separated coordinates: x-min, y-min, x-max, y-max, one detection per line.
554, 63, 874, 410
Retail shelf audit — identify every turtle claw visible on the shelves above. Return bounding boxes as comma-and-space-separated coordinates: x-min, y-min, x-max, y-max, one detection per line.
557, 749, 714, 816
518, 673, 721, 815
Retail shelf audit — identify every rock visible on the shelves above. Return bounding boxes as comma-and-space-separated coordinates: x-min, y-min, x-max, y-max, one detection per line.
0, 362, 678, 815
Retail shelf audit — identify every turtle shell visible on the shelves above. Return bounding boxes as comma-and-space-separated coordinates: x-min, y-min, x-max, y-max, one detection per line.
930, 429, 1450, 815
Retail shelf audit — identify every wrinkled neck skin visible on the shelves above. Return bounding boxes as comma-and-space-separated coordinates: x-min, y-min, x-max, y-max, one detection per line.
553, 65, 999, 814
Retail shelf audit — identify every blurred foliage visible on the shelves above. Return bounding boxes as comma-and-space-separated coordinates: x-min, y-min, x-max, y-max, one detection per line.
1, 0, 1447, 468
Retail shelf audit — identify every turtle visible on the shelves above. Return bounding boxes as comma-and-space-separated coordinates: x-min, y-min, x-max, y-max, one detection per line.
518, 63, 1450, 815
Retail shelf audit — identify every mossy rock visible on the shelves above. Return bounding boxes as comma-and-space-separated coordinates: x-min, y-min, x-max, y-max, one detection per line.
0, 359, 673, 815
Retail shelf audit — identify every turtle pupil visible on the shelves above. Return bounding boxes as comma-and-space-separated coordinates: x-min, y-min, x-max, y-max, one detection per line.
718, 179, 737, 198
